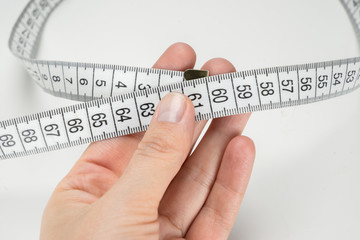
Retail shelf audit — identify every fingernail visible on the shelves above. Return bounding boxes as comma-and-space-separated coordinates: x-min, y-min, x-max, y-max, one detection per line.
158, 92, 186, 123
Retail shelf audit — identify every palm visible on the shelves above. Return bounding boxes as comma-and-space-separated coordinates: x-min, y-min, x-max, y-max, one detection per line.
41, 43, 254, 240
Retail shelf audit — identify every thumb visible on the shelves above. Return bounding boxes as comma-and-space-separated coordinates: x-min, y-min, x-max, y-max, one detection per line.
106, 92, 195, 205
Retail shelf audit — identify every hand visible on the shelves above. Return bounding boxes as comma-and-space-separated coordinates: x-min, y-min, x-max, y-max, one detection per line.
40, 43, 255, 240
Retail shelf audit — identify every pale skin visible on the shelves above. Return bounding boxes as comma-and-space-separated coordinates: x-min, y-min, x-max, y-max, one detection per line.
40, 43, 256, 240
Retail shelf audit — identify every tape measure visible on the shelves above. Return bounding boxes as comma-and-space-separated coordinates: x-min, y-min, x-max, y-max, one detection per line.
1, 0, 360, 160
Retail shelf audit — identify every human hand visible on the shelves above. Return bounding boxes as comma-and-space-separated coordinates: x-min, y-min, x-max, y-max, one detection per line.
40, 43, 255, 240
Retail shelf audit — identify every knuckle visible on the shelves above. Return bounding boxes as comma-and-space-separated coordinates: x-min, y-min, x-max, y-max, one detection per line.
138, 138, 174, 156
203, 204, 233, 231
136, 126, 184, 158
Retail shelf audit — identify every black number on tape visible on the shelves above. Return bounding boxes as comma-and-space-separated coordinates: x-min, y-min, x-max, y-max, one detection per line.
79, 78, 88, 86
260, 82, 275, 96
44, 124, 60, 136
140, 103, 155, 117
318, 75, 329, 89
346, 70, 356, 83
333, 73, 343, 86
0, 134, 16, 147
188, 93, 203, 108
138, 84, 151, 90
237, 85, 253, 99
96, 80, 106, 87
52, 75, 61, 82
21, 129, 38, 143
66, 78, 73, 84
115, 81, 127, 88
91, 113, 108, 127
211, 89, 228, 103
300, 77, 312, 91
68, 119, 84, 133
281, 80, 294, 93
115, 108, 132, 122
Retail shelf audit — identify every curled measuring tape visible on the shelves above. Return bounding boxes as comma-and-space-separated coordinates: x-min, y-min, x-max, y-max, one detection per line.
1, 0, 360, 160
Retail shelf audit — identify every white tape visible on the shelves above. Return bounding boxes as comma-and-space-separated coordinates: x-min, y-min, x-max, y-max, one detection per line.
0, 0, 360, 160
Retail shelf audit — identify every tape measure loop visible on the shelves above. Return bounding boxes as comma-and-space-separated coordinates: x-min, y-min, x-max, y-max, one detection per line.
0, 0, 359, 160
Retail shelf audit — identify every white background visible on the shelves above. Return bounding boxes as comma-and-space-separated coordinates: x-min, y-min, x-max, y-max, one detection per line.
1, 0, 360, 239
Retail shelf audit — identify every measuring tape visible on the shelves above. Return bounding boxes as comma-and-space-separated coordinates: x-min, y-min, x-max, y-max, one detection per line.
1, 0, 360, 160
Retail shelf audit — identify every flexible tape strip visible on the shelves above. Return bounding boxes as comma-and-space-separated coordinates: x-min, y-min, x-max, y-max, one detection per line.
0, 0, 360, 160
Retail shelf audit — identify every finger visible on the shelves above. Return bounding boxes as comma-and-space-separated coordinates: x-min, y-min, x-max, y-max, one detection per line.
153, 42, 196, 70
159, 58, 251, 236
186, 136, 255, 240
104, 92, 195, 208
55, 43, 197, 198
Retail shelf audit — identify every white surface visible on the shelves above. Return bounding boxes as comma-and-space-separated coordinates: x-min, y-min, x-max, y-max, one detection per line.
0, 0, 359, 239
